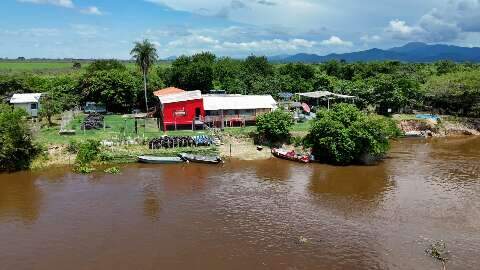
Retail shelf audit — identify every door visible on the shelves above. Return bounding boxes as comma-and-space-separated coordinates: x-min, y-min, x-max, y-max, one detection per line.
195, 108, 201, 118
30, 103, 38, 117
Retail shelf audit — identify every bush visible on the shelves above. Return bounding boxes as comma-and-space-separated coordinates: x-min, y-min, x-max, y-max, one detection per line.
66, 139, 80, 154
305, 104, 400, 165
256, 109, 294, 143
98, 151, 114, 162
0, 104, 40, 172
73, 164, 95, 174
75, 139, 101, 165
104, 166, 121, 174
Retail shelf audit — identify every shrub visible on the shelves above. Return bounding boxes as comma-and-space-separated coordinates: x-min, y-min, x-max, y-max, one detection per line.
66, 139, 80, 154
256, 109, 294, 143
75, 139, 101, 165
304, 103, 400, 165
0, 104, 40, 172
98, 151, 114, 162
104, 167, 121, 174
73, 164, 95, 174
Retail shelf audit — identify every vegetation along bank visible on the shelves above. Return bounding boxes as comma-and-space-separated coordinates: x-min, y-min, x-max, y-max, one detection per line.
1, 47, 480, 173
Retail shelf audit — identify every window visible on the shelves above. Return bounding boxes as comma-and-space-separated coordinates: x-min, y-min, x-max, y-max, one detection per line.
31, 103, 37, 110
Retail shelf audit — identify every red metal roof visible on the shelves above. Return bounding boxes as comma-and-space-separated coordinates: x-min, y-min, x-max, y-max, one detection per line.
153, 87, 185, 97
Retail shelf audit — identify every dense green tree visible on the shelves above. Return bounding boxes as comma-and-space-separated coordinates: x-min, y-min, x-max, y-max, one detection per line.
243, 55, 274, 77
0, 104, 40, 171
368, 74, 421, 114
214, 57, 243, 90
167, 52, 216, 92
86, 59, 126, 73
435, 60, 457, 75
305, 104, 400, 165
256, 109, 294, 143
424, 70, 480, 116
278, 63, 315, 80
39, 93, 62, 126
79, 70, 141, 113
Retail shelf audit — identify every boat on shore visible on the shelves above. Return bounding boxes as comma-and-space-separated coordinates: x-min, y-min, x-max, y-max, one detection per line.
138, 155, 185, 164
179, 153, 223, 164
271, 148, 311, 163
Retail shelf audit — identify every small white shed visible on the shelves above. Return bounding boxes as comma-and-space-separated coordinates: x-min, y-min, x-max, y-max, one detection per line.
10, 93, 42, 117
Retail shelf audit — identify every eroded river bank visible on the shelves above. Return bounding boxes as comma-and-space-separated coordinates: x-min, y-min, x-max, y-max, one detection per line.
1, 137, 479, 270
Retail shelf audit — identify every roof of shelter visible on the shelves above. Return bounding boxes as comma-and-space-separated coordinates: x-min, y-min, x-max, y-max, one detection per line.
203, 94, 277, 111
10, 93, 42, 104
157, 90, 202, 104
153, 87, 185, 97
297, 91, 356, 99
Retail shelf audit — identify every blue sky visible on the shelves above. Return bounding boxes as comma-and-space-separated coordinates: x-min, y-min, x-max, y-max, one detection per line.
1, 0, 480, 59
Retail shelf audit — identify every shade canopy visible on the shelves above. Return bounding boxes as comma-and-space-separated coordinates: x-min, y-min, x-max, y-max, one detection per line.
296, 91, 356, 99
158, 90, 202, 104
10, 93, 42, 104
203, 95, 277, 111
153, 87, 185, 97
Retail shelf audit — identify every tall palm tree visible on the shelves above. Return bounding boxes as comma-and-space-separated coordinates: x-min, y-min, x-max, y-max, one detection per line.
130, 39, 158, 112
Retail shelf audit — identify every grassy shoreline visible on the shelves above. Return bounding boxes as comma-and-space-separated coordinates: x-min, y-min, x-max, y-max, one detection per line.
30, 113, 480, 171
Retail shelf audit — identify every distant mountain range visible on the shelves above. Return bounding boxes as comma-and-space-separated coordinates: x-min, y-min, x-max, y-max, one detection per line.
269, 42, 480, 63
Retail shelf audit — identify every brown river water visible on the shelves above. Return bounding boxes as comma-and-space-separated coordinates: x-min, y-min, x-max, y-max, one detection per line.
1, 137, 479, 270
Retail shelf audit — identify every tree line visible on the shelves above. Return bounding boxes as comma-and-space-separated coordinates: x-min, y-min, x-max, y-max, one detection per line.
1, 52, 480, 117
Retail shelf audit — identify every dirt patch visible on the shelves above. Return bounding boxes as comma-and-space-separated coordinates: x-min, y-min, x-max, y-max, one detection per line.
399, 118, 480, 137
442, 121, 480, 136
219, 136, 272, 160
31, 145, 76, 169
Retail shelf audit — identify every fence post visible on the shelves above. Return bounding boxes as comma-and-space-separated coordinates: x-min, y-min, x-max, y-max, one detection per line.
135, 118, 138, 135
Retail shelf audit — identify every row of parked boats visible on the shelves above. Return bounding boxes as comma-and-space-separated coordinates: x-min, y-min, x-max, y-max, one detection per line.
138, 148, 312, 166
138, 153, 223, 165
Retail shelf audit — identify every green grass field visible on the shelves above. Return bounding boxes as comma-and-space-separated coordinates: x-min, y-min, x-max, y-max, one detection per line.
35, 114, 312, 145
0, 61, 89, 74
0, 60, 169, 74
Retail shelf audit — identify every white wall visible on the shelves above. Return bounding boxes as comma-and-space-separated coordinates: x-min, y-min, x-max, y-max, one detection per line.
13, 102, 40, 117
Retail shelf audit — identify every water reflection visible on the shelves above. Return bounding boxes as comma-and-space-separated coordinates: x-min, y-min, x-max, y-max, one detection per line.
160, 164, 210, 195
253, 159, 291, 182
0, 171, 42, 223
308, 163, 393, 213
143, 190, 161, 221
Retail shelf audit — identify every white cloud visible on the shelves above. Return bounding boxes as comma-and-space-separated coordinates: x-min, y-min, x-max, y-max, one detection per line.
222, 38, 316, 51
360, 34, 382, 43
17, 0, 74, 8
384, 1, 480, 42
389, 20, 413, 34
320, 36, 353, 46
145, 0, 333, 30
81, 6, 103, 15
385, 19, 424, 40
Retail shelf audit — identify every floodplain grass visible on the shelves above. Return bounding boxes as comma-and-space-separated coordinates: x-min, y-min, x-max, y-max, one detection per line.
34, 113, 313, 145
0, 60, 171, 74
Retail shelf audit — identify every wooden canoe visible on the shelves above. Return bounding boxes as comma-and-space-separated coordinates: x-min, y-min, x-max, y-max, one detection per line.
138, 156, 185, 164
179, 153, 223, 164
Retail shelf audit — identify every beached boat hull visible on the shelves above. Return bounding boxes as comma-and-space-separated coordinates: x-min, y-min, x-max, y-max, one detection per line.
179, 153, 223, 164
271, 148, 310, 163
138, 156, 185, 164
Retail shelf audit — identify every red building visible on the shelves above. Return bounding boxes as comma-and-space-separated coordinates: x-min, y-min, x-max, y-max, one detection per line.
158, 90, 204, 130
